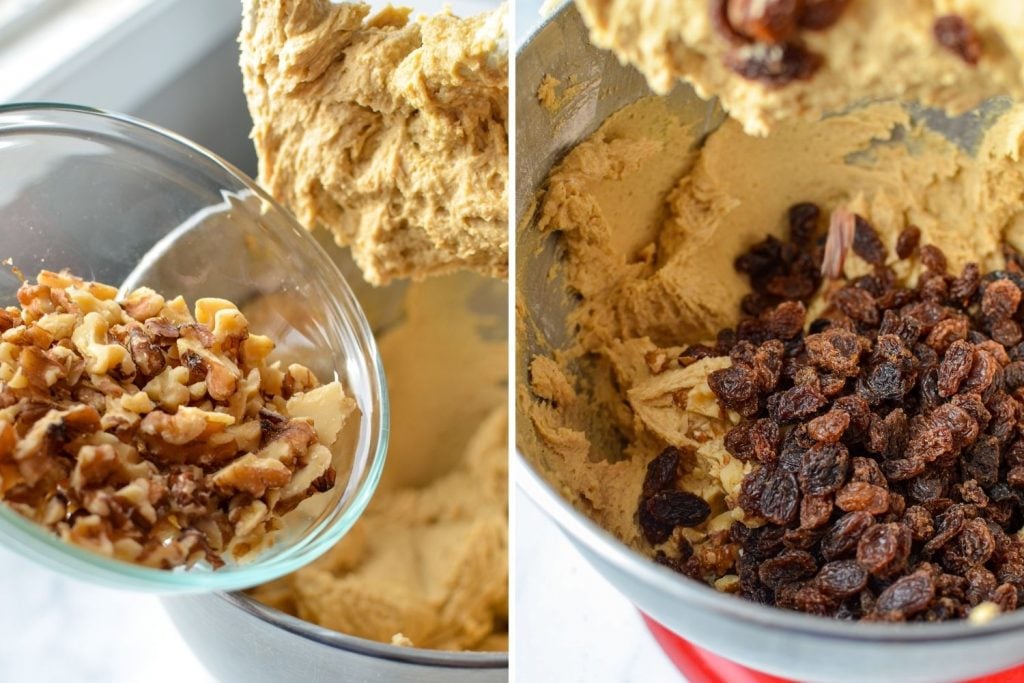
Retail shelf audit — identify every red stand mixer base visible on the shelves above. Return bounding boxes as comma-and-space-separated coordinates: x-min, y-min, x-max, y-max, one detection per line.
641, 613, 1024, 683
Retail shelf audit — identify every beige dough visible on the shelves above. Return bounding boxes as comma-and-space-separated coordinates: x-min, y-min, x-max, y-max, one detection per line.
521, 96, 1024, 563
574, 0, 1024, 135
252, 274, 508, 650
240, 0, 508, 285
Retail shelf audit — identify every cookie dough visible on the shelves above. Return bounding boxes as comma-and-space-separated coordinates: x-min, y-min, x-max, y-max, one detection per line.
574, 0, 1024, 135
251, 274, 508, 651
240, 0, 509, 285
521, 96, 1024, 555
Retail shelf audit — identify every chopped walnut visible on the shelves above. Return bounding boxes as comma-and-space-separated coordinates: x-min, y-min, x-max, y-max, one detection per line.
0, 270, 358, 569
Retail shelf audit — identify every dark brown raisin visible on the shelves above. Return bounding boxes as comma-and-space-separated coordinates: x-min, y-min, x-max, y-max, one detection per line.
962, 435, 1001, 488
950, 262, 981, 303
638, 504, 674, 545
895, 226, 921, 260
920, 245, 949, 275
965, 566, 997, 606
933, 14, 982, 66
937, 339, 974, 397
923, 505, 967, 555
851, 215, 886, 266
642, 447, 681, 499
708, 365, 760, 416
857, 522, 912, 577
724, 42, 823, 87
814, 559, 868, 598
645, 490, 712, 528
834, 286, 879, 325
942, 518, 995, 573
991, 319, 1023, 347
873, 572, 936, 620
758, 549, 818, 588
750, 468, 801, 525
822, 511, 875, 561
762, 301, 807, 340
992, 583, 1019, 612
788, 202, 820, 246
805, 329, 865, 376
851, 457, 887, 488
768, 384, 827, 422
799, 442, 850, 496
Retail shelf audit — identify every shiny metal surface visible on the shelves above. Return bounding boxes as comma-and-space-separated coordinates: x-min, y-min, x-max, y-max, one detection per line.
515, 5, 1024, 682
163, 593, 507, 683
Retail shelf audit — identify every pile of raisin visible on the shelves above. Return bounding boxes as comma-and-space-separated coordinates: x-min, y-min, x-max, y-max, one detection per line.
641, 202, 1024, 622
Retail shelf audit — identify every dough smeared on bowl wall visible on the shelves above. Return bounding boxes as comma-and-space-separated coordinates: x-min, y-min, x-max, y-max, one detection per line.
240, 0, 509, 285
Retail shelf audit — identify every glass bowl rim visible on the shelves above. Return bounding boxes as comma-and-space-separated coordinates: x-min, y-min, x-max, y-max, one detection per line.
0, 101, 390, 592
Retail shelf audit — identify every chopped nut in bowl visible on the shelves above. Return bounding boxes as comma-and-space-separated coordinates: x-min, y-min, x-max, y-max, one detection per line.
0, 104, 387, 592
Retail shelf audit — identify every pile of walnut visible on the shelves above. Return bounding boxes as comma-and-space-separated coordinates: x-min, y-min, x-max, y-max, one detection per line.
0, 271, 356, 569
638, 205, 1024, 623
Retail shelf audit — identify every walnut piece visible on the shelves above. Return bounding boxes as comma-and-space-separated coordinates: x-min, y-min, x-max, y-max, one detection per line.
0, 270, 359, 569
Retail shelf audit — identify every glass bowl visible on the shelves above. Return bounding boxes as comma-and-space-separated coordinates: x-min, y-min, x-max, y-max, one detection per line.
0, 103, 389, 592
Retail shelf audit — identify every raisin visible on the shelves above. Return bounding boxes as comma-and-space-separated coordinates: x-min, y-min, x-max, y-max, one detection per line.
822, 511, 875, 560
950, 262, 981, 303
799, 442, 850, 496
642, 447, 680, 499
962, 348, 998, 396
934, 15, 982, 66
834, 286, 879, 325
788, 202, 820, 245
645, 490, 712, 528
957, 479, 989, 508
805, 329, 865, 376
814, 560, 868, 599
873, 572, 936, 620
926, 317, 969, 354
943, 518, 995, 573
991, 319, 1023, 347
757, 469, 800, 525
866, 409, 908, 459
920, 245, 949, 275
992, 583, 1019, 612
709, 0, 747, 44
638, 503, 674, 545
857, 523, 912, 577
798, 0, 850, 30
962, 435, 1001, 488
758, 549, 818, 588
767, 384, 827, 422
836, 481, 890, 515
762, 301, 807, 340
800, 494, 834, 528
937, 339, 974, 397
1004, 361, 1024, 392
965, 566, 997, 606
895, 226, 921, 260
724, 42, 823, 87
881, 309, 923, 346
903, 505, 935, 542
752, 339, 786, 390
851, 215, 886, 266
923, 505, 967, 555
982, 279, 1022, 321
708, 365, 760, 416
850, 457, 887, 488
805, 409, 850, 443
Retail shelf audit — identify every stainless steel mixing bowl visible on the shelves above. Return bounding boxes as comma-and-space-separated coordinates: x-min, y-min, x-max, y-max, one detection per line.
164, 232, 508, 682
515, 5, 1024, 682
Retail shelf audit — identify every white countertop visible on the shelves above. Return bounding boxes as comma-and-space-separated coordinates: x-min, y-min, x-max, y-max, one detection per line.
0, 545, 213, 682
515, 491, 684, 682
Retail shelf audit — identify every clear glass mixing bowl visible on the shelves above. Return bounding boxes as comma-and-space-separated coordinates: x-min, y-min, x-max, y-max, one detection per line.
0, 103, 389, 592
